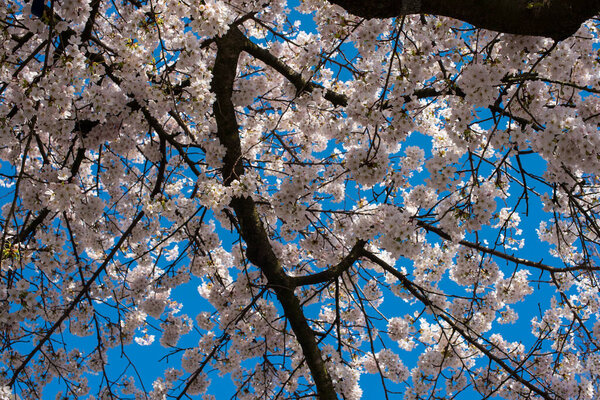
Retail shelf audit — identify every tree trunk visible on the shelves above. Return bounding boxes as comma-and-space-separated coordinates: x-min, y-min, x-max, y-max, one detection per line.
326, 0, 600, 40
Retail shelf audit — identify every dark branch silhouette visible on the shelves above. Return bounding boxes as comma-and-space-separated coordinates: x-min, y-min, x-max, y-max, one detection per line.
327, 0, 600, 40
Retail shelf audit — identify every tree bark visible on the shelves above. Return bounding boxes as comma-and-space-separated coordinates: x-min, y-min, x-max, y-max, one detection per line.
212, 27, 339, 400
326, 0, 600, 40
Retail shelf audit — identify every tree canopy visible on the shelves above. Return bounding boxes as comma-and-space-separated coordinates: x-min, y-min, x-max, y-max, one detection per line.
1, 0, 600, 399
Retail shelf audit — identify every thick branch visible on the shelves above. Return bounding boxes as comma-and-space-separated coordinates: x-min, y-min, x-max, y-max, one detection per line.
291, 240, 366, 286
241, 35, 348, 107
212, 27, 338, 400
327, 0, 600, 40
212, 28, 246, 185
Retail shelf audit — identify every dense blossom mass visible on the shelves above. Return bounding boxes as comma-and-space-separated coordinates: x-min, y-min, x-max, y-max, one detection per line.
0, 0, 600, 399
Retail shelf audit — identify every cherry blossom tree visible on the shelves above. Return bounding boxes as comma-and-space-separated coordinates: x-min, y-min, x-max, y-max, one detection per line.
1, 0, 600, 399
